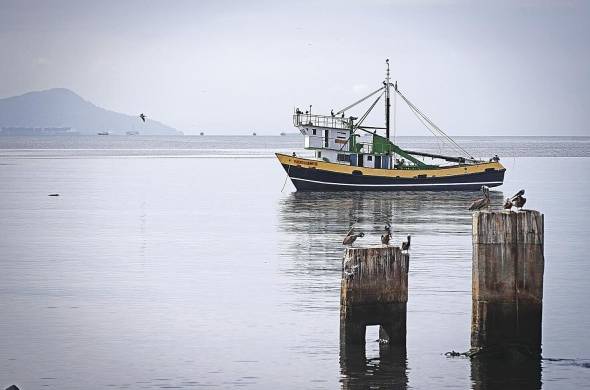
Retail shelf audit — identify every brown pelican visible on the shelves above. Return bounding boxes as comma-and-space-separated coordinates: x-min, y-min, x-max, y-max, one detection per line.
381, 224, 391, 245
511, 189, 525, 199
343, 229, 364, 246
139, 113, 146, 122
513, 194, 527, 210
504, 189, 526, 211
401, 235, 411, 252
469, 185, 490, 211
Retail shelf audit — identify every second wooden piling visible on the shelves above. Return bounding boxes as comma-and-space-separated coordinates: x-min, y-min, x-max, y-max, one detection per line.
340, 246, 409, 346
471, 210, 545, 356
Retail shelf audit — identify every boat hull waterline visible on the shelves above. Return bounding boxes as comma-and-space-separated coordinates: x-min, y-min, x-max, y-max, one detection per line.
276, 153, 505, 192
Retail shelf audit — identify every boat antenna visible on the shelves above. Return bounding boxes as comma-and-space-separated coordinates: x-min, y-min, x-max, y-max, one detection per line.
393, 80, 397, 165
385, 59, 391, 140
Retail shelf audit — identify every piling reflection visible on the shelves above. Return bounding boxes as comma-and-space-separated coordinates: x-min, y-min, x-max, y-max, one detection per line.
340, 343, 408, 390
470, 355, 542, 390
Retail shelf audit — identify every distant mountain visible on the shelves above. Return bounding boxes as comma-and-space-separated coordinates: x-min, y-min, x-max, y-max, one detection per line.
0, 88, 181, 135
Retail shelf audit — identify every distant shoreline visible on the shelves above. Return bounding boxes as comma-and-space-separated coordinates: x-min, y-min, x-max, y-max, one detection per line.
1, 134, 589, 138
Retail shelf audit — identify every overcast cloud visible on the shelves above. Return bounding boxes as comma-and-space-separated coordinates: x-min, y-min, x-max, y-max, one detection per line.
1, 0, 588, 135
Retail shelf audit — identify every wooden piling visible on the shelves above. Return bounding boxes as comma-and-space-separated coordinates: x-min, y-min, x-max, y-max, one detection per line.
340, 246, 409, 347
471, 210, 544, 356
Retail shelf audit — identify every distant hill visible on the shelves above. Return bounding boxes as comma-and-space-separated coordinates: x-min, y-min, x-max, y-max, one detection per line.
0, 88, 181, 135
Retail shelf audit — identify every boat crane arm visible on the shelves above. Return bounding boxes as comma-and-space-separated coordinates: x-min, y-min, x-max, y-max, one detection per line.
403, 149, 482, 164
336, 86, 385, 115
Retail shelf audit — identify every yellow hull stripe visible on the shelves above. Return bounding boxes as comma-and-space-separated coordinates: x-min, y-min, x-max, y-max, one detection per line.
275, 153, 505, 178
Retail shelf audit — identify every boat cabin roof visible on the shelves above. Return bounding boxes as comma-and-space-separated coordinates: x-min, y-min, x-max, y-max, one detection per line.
293, 112, 353, 130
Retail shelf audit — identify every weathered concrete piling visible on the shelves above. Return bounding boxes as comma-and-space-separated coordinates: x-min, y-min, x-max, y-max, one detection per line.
340, 246, 409, 346
471, 210, 544, 356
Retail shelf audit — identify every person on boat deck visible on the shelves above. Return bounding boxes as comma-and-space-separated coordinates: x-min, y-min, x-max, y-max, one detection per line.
296, 108, 302, 115
331, 109, 335, 117
341, 112, 345, 118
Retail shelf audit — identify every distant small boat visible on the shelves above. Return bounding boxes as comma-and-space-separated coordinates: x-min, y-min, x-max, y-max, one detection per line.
252, 132, 257, 136
97, 131, 109, 136
200, 132, 205, 136
280, 132, 286, 136
126, 130, 139, 136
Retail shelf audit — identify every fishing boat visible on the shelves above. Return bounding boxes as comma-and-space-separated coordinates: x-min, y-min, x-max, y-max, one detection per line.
276, 60, 505, 191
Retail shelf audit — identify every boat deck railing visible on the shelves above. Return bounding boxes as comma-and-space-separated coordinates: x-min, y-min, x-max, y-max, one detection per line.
293, 113, 352, 129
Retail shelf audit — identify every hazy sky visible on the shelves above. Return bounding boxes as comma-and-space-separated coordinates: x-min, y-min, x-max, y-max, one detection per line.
1, 0, 588, 135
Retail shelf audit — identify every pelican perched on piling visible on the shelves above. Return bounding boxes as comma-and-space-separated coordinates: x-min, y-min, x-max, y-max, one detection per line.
469, 185, 490, 211
504, 189, 526, 211
401, 235, 411, 252
512, 193, 527, 210
511, 189, 525, 199
343, 225, 364, 246
381, 224, 391, 245
343, 232, 364, 246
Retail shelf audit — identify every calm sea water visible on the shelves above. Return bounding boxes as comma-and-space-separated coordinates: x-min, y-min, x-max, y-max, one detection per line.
1, 135, 589, 389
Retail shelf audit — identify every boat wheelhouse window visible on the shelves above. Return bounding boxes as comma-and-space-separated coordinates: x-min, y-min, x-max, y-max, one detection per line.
367, 155, 373, 161
337, 154, 350, 162
312, 129, 317, 135
316, 151, 322, 158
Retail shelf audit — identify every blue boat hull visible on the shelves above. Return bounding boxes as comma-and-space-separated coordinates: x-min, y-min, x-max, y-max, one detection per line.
281, 164, 505, 192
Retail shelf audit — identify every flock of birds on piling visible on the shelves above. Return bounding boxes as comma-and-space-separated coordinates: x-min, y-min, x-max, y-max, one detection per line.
468, 185, 527, 212
342, 223, 411, 251
343, 187, 526, 248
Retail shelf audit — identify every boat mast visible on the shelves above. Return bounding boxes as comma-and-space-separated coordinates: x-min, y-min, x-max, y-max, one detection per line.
385, 59, 391, 140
